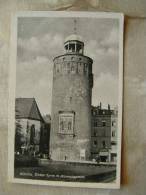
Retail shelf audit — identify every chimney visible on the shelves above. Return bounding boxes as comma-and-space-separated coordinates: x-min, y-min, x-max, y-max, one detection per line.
108, 104, 110, 110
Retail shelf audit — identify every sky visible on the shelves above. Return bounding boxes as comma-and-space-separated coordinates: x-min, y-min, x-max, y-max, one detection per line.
16, 16, 120, 115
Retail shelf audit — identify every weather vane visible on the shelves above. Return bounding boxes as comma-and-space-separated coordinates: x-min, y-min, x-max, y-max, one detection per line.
74, 19, 77, 35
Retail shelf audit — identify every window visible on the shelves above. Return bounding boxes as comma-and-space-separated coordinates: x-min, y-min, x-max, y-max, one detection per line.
84, 64, 87, 72
93, 110, 97, 116
60, 121, 64, 131
69, 97, 72, 103
69, 43, 75, 52
26, 121, 29, 133
67, 62, 70, 73
71, 62, 76, 73
68, 121, 72, 131
112, 121, 116, 127
30, 124, 35, 145
71, 65, 74, 71
102, 121, 106, 126
102, 140, 106, 148
64, 155, 68, 160
80, 149, 85, 160
93, 140, 97, 146
111, 141, 116, 145
112, 131, 116, 137
56, 65, 59, 73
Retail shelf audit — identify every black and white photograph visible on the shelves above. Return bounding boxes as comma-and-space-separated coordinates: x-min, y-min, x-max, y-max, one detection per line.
8, 11, 123, 189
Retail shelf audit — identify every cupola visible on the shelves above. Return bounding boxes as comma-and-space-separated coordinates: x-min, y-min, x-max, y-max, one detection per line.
64, 34, 84, 55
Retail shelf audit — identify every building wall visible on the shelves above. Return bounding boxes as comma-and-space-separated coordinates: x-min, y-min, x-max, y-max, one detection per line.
91, 106, 118, 162
50, 54, 93, 161
91, 115, 111, 159
110, 109, 118, 162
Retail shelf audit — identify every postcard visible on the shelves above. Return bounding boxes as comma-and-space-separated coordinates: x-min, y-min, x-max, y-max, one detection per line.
8, 11, 123, 189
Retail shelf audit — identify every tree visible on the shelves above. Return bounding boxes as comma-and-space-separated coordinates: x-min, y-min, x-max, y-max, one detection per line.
15, 109, 24, 153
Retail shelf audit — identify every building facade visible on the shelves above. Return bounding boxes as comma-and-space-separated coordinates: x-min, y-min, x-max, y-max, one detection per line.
50, 34, 93, 161
91, 104, 118, 163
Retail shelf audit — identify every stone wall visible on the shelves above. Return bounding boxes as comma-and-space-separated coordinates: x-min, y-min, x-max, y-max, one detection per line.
50, 53, 93, 161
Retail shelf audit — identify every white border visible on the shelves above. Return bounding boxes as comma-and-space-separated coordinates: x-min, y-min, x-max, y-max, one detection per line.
8, 11, 124, 189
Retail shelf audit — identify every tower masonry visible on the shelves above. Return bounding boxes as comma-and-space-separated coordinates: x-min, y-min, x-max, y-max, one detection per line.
50, 34, 93, 161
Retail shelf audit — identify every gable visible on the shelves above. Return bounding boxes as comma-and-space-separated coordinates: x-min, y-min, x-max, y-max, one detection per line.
29, 100, 44, 121
15, 98, 44, 122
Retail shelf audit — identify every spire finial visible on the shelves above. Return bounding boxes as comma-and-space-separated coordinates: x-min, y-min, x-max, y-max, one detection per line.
74, 19, 77, 35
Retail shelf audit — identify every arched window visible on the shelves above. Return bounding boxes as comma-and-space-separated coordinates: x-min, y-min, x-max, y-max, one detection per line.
30, 124, 35, 145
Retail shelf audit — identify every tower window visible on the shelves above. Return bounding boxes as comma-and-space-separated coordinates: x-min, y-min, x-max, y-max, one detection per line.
71, 66, 74, 71
60, 121, 64, 131
84, 64, 87, 73
70, 97, 72, 102
76, 44, 82, 53
68, 121, 72, 131
69, 43, 75, 52
56, 67, 59, 73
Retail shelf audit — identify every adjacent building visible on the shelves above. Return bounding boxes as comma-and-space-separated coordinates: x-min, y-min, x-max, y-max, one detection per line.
91, 103, 118, 163
15, 98, 49, 156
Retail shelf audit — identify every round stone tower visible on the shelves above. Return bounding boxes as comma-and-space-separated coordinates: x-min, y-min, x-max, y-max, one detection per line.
50, 34, 93, 161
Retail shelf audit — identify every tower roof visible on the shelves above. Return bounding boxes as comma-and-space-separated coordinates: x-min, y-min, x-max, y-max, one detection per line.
65, 34, 83, 43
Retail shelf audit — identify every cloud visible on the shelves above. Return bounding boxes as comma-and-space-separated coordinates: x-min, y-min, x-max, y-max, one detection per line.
101, 27, 119, 48
17, 32, 65, 114
16, 56, 53, 114
92, 73, 118, 108
85, 36, 119, 77
17, 33, 64, 62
